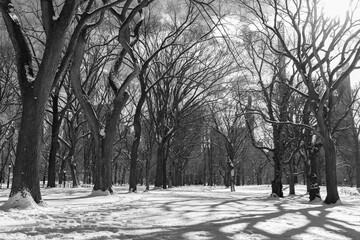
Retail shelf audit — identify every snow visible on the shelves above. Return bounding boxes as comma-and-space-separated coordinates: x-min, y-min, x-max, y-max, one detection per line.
89, 189, 111, 196
99, 128, 106, 137
25, 65, 35, 83
1, 189, 39, 211
0, 184, 360, 240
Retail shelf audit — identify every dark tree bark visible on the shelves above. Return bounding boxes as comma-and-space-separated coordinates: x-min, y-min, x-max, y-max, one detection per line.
257, 167, 263, 185
63, 117, 79, 188
68, 157, 79, 188
322, 137, 339, 204
308, 145, 321, 201
311, 90, 339, 204
243, 32, 289, 198
228, 158, 235, 192
242, 0, 360, 204
70, 0, 147, 194
225, 141, 236, 192
113, 162, 118, 186
162, 144, 170, 189
207, 144, 214, 186
153, 105, 170, 188
47, 94, 60, 188
0, 0, 79, 204
241, 160, 245, 186
145, 156, 151, 191
70, 33, 131, 193
353, 128, 360, 188
302, 100, 322, 201
144, 129, 154, 191
270, 124, 286, 198
129, 74, 146, 192
288, 158, 295, 195
47, 83, 71, 188
121, 165, 127, 185
203, 148, 207, 186
83, 135, 92, 185
155, 139, 168, 188
58, 158, 66, 186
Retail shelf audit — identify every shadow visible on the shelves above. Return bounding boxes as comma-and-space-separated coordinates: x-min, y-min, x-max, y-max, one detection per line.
117, 192, 360, 240
1, 188, 360, 240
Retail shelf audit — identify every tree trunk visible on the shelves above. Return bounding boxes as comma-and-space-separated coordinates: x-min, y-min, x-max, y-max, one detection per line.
92, 137, 112, 193
168, 159, 174, 188
58, 159, 66, 186
93, 92, 129, 193
145, 159, 150, 191
83, 136, 92, 184
121, 165, 127, 185
70, 34, 109, 193
162, 149, 167, 189
113, 162, 118, 186
174, 166, 179, 187
308, 145, 321, 201
144, 141, 152, 191
304, 159, 311, 192
271, 172, 283, 197
224, 167, 229, 188
228, 158, 235, 192
203, 146, 207, 186
271, 152, 284, 197
208, 146, 214, 186
155, 141, 165, 187
70, 32, 132, 194
47, 94, 61, 188
129, 78, 146, 192
257, 169, 263, 185
323, 137, 340, 204
236, 170, 241, 186
181, 169, 185, 186
68, 157, 78, 188
271, 125, 284, 198
303, 100, 320, 199
256, 165, 263, 185
241, 161, 245, 185
352, 127, 360, 188
129, 138, 139, 192
289, 158, 295, 195
1, 0, 79, 205
11, 100, 42, 202
65, 134, 78, 188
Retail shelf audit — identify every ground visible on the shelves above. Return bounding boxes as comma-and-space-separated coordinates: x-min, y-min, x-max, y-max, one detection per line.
0, 184, 359, 240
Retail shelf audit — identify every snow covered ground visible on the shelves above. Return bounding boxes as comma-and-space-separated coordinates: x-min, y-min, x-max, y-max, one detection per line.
0, 184, 359, 240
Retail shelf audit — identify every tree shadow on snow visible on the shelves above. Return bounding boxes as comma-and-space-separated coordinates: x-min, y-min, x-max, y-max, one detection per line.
122, 195, 360, 240
1, 190, 360, 240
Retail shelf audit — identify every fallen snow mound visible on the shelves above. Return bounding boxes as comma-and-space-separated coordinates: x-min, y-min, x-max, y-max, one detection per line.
1, 190, 38, 210
89, 189, 111, 197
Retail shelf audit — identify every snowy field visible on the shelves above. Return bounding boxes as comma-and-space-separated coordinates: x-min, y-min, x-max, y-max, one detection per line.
0, 184, 360, 240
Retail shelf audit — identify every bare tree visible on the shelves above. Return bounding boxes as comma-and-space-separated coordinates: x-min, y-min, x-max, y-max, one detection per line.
69, 0, 151, 194
343, 84, 360, 188
46, 77, 73, 187
0, 27, 19, 187
209, 91, 248, 192
146, 37, 232, 189
128, 1, 203, 192
0, 0, 82, 205
241, 0, 360, 204
240, 24, 294, 197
